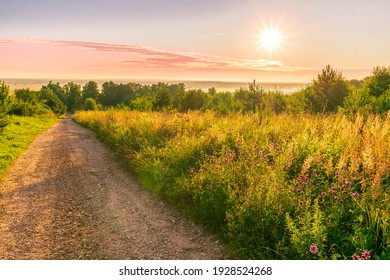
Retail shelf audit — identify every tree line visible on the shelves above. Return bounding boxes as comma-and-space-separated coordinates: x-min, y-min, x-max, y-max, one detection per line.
1, 65, 390, 125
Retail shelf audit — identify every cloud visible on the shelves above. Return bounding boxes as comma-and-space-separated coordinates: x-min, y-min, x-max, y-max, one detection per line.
0, 38, 307, 72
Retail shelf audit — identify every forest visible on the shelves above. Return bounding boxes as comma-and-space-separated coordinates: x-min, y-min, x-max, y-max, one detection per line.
1, 65, 390, 122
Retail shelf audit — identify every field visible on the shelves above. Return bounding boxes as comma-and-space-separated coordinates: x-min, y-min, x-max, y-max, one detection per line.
0, 116, 56, 179
73, 110, 390, 260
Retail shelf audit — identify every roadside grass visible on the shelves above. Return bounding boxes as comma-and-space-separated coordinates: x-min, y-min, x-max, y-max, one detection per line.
73, 110, 390, 260
0, 115, 56, 179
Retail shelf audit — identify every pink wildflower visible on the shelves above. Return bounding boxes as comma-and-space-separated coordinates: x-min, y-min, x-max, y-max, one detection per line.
321, 192, 327, 196
352, 254, 362, 260
362, 250, 371, 259
297, 188, 301, 193
351, 192, 359, 198
310, 243, 318, 254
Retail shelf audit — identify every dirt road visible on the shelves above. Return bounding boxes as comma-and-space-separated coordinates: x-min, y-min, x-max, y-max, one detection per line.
0, 118, 226, 260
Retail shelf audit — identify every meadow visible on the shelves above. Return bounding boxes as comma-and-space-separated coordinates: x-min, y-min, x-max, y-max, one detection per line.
0, 116, 56, 179
73, 110, 390, 260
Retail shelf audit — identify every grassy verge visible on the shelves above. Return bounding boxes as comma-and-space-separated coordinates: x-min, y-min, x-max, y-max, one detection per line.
0, 115, 56, 179
73, 110, 390, 260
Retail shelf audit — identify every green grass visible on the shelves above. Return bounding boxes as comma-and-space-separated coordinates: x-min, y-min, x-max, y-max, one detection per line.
73, 110, 390, 260
0, 115, 56, 179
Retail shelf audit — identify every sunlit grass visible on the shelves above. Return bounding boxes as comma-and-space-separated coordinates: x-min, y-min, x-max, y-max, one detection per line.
0, 116, 56, 179
73, 110, 390, 259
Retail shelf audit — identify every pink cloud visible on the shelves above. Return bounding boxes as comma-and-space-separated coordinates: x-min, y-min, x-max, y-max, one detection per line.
0, 38, 314, 80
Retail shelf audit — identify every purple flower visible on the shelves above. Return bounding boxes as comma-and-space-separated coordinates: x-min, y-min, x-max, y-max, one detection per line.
342, 190, 347, 195
222, 157, 228, 164
208, 184, 213, 190
297, 188, 302, 193
189, 168, 195, 174
299, 201, 306, 206
335, 171, 340, 177
313, 173, 318, 178
199, 168, 205, 173
199, 179, 204, 184
296, 177, 302, 185
334, 196, 339, 200
310, 243, 318, 254
321, 192, 327, 196
351, 192, 360, 198
362, 250, 371, 259
304, 176, 310, 184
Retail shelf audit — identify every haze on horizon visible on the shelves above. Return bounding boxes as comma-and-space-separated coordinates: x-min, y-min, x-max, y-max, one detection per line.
0, 0, 389, 83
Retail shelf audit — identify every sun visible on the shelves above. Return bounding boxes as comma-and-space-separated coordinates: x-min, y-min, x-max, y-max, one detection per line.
260, 29, 282, 50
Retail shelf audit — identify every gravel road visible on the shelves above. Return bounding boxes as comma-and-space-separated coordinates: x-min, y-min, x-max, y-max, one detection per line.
0, 118, 226, 260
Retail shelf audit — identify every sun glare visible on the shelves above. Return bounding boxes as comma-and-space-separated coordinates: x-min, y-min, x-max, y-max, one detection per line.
260, 29, 282, 50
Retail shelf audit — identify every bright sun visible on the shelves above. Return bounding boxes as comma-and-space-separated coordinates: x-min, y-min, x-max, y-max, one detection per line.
260, 29, 281, 50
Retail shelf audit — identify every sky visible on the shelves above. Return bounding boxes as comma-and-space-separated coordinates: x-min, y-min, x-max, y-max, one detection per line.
0, 0, 389, 83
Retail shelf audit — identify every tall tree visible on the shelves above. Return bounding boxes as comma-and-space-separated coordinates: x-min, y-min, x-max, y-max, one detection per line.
64, 82, 82, 112
82, 81, 100, 101
312, 65, 349, 112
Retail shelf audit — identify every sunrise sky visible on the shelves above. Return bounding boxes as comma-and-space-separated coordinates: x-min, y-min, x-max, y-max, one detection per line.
1, 0, 389, 83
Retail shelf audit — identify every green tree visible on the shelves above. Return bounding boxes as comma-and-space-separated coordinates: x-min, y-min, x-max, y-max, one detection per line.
45, 81, 67, 105
0, 81, 10, 129
182, 89, 208, 111
14, 89, 38, 102
340, 88, 374, 117
152, 83, 172, 110
84, 98, 98, 111
131, 96, 153, 112
365, 66, 390, 98
39, 88, 67, 116
64, 82, 82, 112
312, 65, 350, 112
82, 81, 100, 101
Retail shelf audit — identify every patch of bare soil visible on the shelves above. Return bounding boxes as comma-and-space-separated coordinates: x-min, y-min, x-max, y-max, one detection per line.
0, 118, 227, 259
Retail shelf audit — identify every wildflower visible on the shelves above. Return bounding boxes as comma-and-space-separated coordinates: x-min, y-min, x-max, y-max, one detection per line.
297, 188, 301, 193
199, 168, 205, 173
189, 168, 195, 174
351, 192, 359, 198
352, 254, 362, 260
328, 189, 335, 194
222, 157, 228, 164
296, 177, 302, 185
299, 201, 306, 206
321, 192, 327, 196
213, 151, 217, 155
304, 176, 310, 184
335, 171, 340, 177
310, 243, 318, 254
199, 179, 204, 184
334, 196, 339, 200
342, 190, 347, 195
362, 250, 371, 259
313, 173, 318, 178
208, 184, 213, 190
